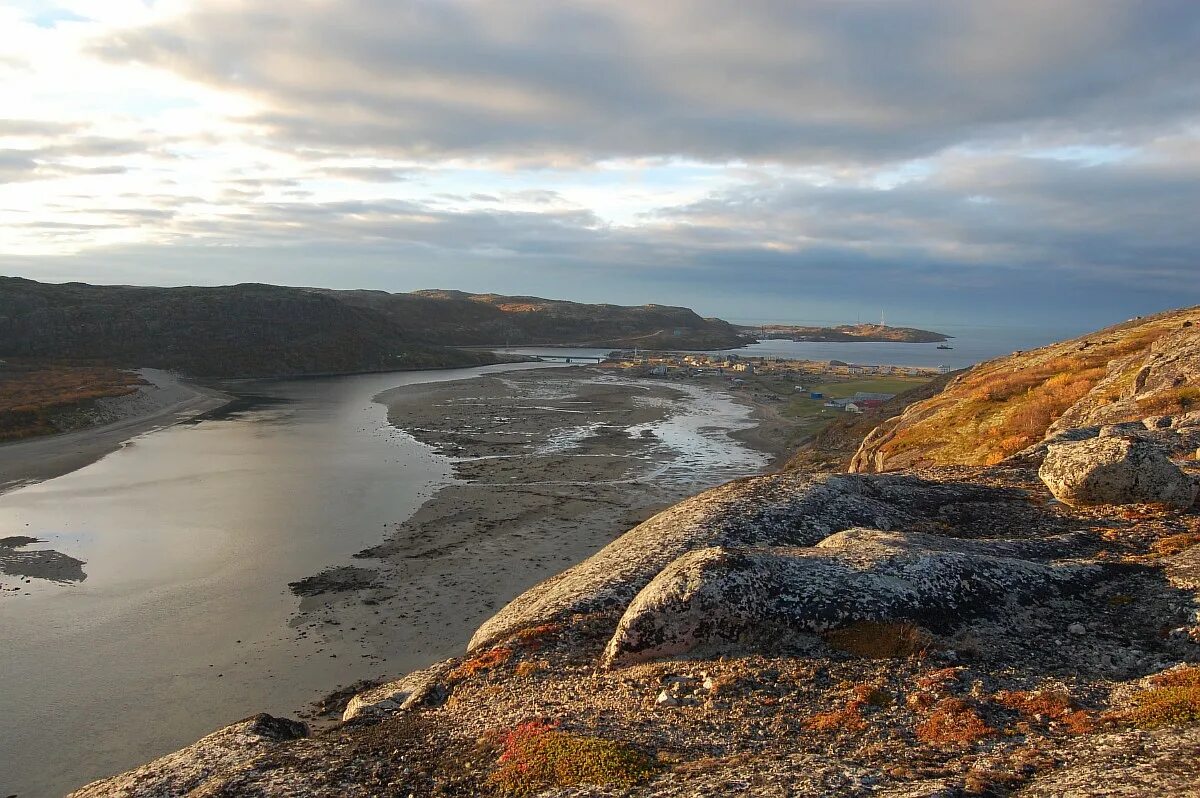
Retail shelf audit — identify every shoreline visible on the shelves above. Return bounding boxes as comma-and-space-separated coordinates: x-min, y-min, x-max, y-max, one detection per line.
287, 367, 780, 724
0, 368, 232, 495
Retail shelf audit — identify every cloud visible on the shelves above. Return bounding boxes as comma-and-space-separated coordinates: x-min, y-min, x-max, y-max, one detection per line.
92, 1, 1200, 164
0, 1, 1197, 329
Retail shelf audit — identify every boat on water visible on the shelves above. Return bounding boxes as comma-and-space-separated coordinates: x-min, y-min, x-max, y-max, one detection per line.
937, 344, 953, 349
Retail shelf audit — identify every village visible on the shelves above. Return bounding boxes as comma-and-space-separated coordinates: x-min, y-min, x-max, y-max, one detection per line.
594, 350, 946, 446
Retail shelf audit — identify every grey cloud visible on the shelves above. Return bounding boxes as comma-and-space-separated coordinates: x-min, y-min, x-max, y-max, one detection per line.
314, 166, 414, 183
0, 119, 82, 137
92, 1, 1200, 164
0, 149, 130, 183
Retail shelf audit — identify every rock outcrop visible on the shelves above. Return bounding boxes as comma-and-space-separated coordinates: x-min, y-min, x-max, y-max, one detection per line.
1039, 436, 1198, 508
69, 714, 307, 798
341, 662, 450, 722
602, 529, 1108, 667
470, 471, 1035, 651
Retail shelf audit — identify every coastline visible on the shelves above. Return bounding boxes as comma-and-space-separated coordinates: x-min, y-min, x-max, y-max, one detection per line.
0, 368, 232, 495
287, 367, 779, 724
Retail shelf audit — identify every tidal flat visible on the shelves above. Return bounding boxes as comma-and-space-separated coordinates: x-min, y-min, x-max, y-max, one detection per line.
0, 364, 775, 797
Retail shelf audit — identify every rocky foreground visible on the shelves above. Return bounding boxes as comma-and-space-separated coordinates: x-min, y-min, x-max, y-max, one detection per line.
72, 316, 1200, 798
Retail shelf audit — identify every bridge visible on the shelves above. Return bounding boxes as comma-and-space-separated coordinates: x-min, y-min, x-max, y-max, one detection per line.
532, 354, 608, 363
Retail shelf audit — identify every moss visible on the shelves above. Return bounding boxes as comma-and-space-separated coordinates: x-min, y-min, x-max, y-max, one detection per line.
510, 622, 563, 651
487, 721, 658, 796
824, 621, 933, 659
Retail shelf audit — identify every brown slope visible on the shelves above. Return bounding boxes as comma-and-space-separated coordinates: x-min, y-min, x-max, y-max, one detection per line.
850, 306, 1200, 472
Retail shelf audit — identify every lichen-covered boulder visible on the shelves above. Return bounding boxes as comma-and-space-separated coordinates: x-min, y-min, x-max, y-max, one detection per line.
69, 714, 307, 798
1039, 436, 1197, 508
469, 471, 1016, 651
602, 529, 1108, 668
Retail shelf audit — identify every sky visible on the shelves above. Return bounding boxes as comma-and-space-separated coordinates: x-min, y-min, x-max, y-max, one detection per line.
1, 1, 1198, 329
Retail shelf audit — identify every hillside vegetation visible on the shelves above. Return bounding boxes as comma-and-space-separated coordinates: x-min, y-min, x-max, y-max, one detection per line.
851, 307, 1200, 472
318, 288, 749, 349
0, 364, 143, 440
0, 278, 745, 379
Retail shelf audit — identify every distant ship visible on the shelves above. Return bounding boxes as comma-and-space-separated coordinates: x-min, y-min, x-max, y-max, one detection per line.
937, 344, 953, 349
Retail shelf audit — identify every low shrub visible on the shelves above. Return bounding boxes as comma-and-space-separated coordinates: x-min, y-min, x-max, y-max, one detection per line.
1107, 666, 1200, 729
488, 720, 658, 796
510, 623, 563, 650
993, 689, 1093, 734
449, 647, 513, 680
805, 683, 890, 733
824, 621, 933, 659
915, 698, 994, 746
1151, 534, 1200, 557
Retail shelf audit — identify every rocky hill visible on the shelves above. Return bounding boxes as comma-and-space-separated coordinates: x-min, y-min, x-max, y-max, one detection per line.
0, 278, 747, 379
316, 288, 750, 349
850, 307, 1200, 473
0, 278, 497, 379
71, 310, 1200, 797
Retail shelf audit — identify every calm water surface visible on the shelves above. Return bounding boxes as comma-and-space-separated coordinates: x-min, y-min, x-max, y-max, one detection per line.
0, 362, 561, 798
500, 323, 1084, 370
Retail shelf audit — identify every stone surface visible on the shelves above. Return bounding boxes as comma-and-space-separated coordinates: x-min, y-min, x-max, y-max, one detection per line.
341, 662, 451, 722
68, 714, 307, 798
1039, 436, 1198, 508
1017, 726, 1200, 797
601, 529, 1109, 667
470, 471, 1027, 651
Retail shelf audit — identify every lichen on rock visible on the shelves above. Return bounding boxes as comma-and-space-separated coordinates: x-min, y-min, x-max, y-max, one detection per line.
1039, 435, 1198, 509
601, 529, 1110, 668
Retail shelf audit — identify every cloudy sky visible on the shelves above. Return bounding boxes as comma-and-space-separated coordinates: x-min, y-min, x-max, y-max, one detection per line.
1, 1, 1198, 328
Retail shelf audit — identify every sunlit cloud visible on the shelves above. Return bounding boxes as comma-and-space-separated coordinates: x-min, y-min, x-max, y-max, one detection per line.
0, 0, 1197, 325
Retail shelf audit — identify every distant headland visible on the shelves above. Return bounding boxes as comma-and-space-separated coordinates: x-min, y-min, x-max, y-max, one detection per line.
746, 322, 950, 344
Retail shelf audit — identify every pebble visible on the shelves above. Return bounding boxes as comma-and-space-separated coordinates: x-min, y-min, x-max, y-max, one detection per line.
1067, 622, 1087, 636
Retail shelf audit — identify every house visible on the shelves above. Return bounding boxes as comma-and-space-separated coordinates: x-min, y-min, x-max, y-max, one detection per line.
732, 362, 754, 374
858, 399, 885, 410
851, 392, 896, 402
809, 392, 824, 400
844, 402, 864, 413
649, 365, 668, 377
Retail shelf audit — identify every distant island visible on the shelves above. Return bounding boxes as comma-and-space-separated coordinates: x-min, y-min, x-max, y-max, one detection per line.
747, 322, 950, 343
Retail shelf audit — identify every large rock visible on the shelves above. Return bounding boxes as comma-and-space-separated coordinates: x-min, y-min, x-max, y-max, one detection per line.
69, 714, 307, 798
601, 529, 1107, 667
469, 471, 1017, 651
1039, 436, 1197, 508
342, 662, 450, 722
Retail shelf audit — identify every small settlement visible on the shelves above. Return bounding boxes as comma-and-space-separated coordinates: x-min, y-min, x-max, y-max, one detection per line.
594, 351, 943, 444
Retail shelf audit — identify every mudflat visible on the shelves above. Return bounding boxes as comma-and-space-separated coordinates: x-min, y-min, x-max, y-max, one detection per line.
287, 367, 778, 721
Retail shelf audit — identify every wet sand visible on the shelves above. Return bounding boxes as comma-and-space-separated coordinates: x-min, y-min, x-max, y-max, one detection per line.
289, 367, 776, 719
0, 369, 229, 495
